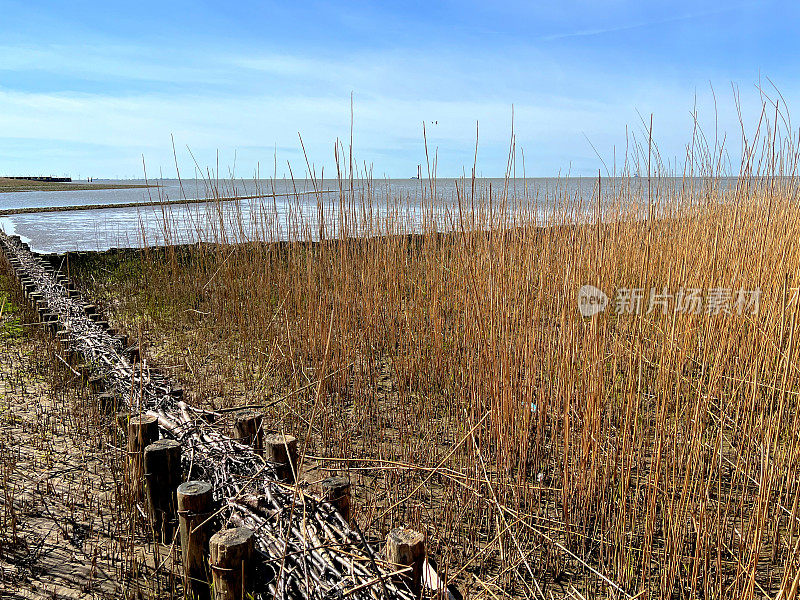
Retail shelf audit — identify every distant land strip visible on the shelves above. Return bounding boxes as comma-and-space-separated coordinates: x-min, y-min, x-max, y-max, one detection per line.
0, 177, 159, 193
0, 190, 338, 216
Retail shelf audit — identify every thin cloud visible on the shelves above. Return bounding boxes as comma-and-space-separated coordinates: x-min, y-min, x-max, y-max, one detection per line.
540, 8, 735, 42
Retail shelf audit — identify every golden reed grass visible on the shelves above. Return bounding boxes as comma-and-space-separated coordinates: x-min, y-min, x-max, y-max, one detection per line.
75, 100, 800, 599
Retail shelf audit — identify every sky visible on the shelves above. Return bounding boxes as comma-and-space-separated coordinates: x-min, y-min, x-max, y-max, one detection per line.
0, 0, 797, 179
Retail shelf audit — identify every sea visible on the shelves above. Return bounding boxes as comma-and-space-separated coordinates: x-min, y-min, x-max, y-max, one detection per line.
0, 177, 726, 254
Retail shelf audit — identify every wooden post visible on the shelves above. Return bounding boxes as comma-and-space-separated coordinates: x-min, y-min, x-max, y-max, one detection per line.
385, 528, 426, 595
209, 528, 254, 600
233, 411, 263, 454
144, 439, 181, 543
75, 363, 89, 381
127, 415, 159, 499
43, 313, 59, 334
88, 375, 105, 394
263, 434, 298, 482
116, 411, 130, 436
59, 334, 74, 357
177, 481, 214, 599
29, 293, 42, 310
63, 344, 77, 365
321, 476, 351, 523
98, 392, 116, 413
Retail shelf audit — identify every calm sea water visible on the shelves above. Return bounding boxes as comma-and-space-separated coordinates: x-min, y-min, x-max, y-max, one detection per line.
0, 177, 727, 253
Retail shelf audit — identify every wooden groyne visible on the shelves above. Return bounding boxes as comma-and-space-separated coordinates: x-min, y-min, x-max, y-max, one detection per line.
0, 231, 453, 600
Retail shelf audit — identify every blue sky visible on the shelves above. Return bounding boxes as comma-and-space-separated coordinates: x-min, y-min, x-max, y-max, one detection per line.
0, 1, 796, 178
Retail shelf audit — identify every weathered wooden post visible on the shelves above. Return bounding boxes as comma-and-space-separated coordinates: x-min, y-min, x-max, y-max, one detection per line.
128, 345, 141, 362
264, 433, 298, 482
116, 411, 130, 435
60, 336, 77, 364
98, 392, 116, 413
127, 414, 159, 499
43, 312, 59, 334
385, 528, 426, 595
55, 331, 70, 349
143, 439, 181, 543
75, 362, 87, 377
177, 481, 214, 599
88, 375, 105, 394
321, 476, 351, 523
209, 528, 253, 600
28, 292, 42, 310
233, 411, 263, 454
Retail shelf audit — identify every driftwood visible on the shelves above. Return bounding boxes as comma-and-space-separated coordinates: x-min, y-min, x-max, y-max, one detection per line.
0, 232, 424, 600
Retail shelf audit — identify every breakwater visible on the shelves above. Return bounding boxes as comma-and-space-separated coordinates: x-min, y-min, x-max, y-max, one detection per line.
0, 231, 452, 600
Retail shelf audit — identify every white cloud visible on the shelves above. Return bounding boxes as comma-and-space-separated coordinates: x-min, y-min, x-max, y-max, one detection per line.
0, 39, 784, 177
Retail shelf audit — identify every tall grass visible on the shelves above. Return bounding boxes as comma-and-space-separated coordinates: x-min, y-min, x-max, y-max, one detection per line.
76, 102, 800, 599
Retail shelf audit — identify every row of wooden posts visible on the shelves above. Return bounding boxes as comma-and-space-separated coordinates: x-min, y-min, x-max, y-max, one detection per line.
2, 240, 431, 600
126, 413, 424, 599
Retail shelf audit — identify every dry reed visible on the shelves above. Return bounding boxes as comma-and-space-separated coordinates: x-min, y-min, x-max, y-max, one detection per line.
69, 100, 800, 599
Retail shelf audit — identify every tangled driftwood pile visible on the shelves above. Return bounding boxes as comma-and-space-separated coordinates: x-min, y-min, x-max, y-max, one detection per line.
0, 232, 448, 600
